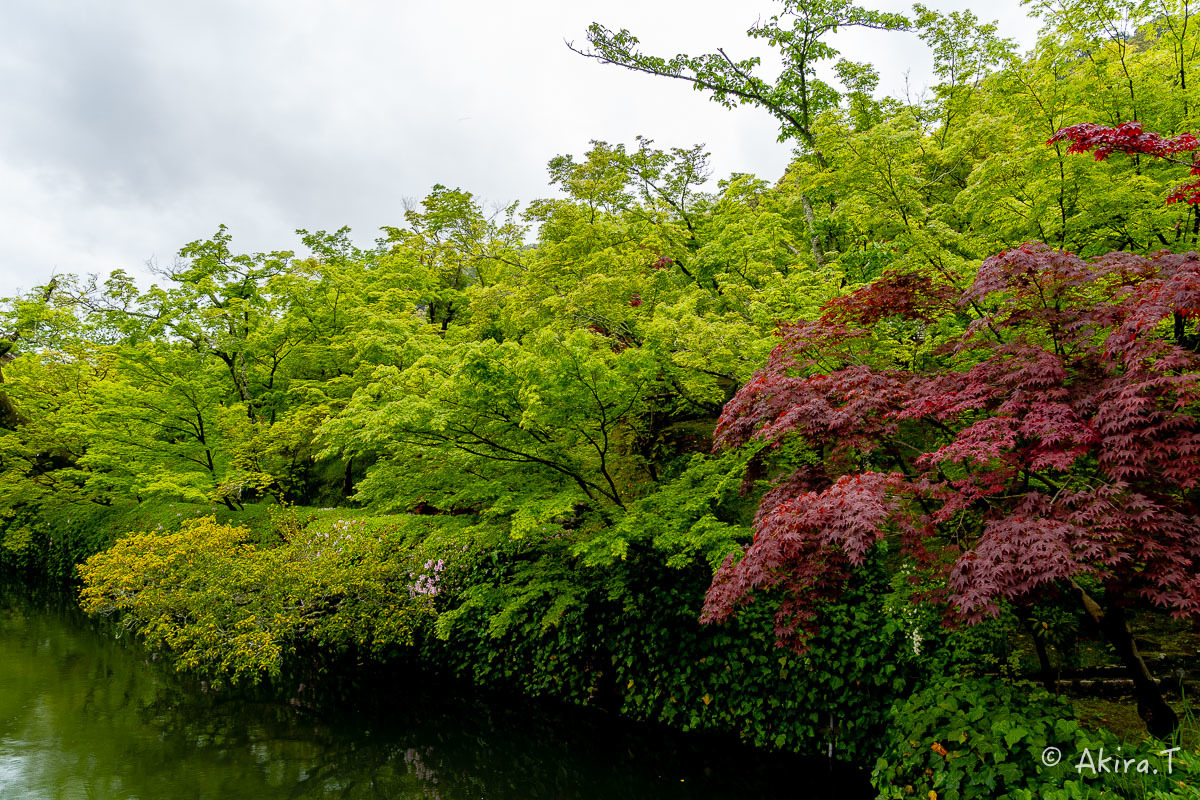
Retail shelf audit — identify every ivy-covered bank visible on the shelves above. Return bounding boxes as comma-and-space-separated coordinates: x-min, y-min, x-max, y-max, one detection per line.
7, 497, 912, 760
2, 499, 1196, 800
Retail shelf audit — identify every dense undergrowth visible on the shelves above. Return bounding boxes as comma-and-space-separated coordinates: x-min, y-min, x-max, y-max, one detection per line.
3, 498, 1196, 798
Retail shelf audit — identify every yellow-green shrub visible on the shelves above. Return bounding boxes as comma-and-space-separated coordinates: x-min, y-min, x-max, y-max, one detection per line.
78, 516, 434, 686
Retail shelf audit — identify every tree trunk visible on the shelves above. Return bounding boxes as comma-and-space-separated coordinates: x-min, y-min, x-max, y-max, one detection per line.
0, 374, 22, 429
799, 194, 825, 270
0, 331, 27, 429
1070, 580, 1178, 738
1017, 607, 1058, 693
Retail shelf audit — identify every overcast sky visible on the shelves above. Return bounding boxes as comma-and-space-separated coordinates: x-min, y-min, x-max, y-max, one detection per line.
0, 0, 1042, 293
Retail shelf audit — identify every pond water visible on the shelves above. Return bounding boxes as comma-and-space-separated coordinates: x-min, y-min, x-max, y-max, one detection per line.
0, 585, 870, 799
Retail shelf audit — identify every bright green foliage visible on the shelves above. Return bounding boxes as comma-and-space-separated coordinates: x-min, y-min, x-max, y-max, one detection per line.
0, 346, 108, 509
324, 329, 661, 512
2, 1, 1198, 524
578, 0, 1200, 301
78, 515, 436, 686
308, 139, 835, 529
78, 346, 241, 504
0, 135, 832, 535
573, 449, 755, 568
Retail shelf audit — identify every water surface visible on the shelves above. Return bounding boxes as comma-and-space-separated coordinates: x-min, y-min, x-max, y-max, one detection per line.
0, 586, 867, 799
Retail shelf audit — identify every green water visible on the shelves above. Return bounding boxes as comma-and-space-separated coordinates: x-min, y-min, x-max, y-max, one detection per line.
0, 587, 866, 799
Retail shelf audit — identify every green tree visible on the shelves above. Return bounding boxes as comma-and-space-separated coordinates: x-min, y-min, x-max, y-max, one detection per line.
571, 0, 909, 153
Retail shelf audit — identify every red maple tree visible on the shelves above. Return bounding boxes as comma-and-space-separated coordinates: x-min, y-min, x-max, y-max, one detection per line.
702, 248, 1200, 736
1050, 120, 1200, 204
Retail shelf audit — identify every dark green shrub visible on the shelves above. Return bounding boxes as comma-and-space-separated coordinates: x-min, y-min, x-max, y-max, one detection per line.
426, 535, 915, 761
872, 676, 1191, 800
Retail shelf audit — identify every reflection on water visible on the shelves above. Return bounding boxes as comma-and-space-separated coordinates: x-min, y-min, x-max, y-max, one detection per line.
0, 585, 868, 799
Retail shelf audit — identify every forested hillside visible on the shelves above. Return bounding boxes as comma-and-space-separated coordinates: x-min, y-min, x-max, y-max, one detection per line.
3, 2, 1200, 797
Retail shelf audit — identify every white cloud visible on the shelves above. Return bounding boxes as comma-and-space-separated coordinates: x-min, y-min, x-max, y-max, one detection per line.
0, 0, 1042, 292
